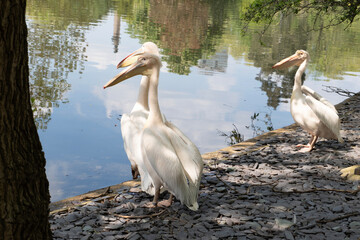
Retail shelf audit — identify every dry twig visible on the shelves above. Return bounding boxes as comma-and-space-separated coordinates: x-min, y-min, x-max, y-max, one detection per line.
322, 85, 355, 97
114, 208, 167, 219
80, 186, 112, 201
317, 211, 360, 223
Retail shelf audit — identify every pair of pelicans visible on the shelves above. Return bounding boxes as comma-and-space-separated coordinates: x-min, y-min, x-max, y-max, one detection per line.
103, 42, 343, 211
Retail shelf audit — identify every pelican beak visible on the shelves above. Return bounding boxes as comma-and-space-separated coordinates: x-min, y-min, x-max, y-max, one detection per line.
104, 57, 144, 89
116, 47, 144, 69
272, 53, 303, 69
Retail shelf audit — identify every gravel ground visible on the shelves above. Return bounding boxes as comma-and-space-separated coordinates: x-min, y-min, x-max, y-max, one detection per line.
50, 92, 360, 240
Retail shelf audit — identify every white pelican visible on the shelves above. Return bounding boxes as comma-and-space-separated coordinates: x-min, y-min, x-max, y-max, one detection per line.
273, 50, 344, 152
116, 42, 160, 196
104, 52, 203, 211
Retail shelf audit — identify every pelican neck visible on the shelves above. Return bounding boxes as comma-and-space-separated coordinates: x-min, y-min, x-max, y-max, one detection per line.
146, 67, 163, 124
293, 58, 308, 92
132, 76, 150, 112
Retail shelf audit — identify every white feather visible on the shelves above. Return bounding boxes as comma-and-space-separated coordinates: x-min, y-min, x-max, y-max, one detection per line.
304, 94, 343, 142
121, 106, 157, 195
301, 85, 338, 113
142, 124, 203, 210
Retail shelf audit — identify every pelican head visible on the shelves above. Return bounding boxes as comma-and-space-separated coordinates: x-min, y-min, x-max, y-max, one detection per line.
272, 50, 309, 69
117, 42, 160, 69
104, 53, 162, 89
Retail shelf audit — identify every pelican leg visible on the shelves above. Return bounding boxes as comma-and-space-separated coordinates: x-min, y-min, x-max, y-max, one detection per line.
298, 135, 318, 152
308, 135, 318, 151
145, 186, 161, 208
158, 194, 173, 208
131, 165, 139, 179
296, 135, 314, 148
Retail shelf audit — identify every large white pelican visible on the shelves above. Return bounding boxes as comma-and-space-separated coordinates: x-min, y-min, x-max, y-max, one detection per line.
116, 42, 160, 196
104, 52, 203, 211
273, 50, 344, 152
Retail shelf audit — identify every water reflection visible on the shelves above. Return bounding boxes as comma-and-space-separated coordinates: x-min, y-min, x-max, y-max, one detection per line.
112, 13, 121, 53
255, 70, 301, 110
26, 0, 360, 201
198, 49, 229, 75
119, 0, 228, 75
26, 0, 113, 129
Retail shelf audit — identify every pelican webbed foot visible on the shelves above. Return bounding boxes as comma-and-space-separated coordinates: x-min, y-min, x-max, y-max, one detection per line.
296, 135, 318, 152
144, 201, 158, 208
298, 146, 313, 152
295, 144, 311, 148
158, 194, 173, 208
144, 187, 161, 208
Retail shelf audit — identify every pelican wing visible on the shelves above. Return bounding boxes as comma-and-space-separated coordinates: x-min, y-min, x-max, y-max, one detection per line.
142, 127, 190, 196
142, 124, 203, 210
304, 95, 343, 142
120, 113, 136, 167
121, 110, 148, 164
301, 86, 337, 113
165, 121, 203, 184
121, 110, 156, 194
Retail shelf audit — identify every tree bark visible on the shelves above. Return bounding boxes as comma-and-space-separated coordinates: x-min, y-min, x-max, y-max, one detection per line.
0, 0, 52, 239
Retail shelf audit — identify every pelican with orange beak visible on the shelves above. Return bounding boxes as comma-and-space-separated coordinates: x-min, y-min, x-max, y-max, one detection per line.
273, 50, 343, 152
104, 47, 203, 211
109, 42, 160, 196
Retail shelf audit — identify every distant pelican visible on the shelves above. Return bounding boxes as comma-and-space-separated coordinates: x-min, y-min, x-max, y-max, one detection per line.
273, 50, 343, 152
104, 52, 203, 210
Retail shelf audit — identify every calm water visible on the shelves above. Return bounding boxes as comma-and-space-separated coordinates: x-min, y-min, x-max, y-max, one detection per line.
26, 0, 360, 202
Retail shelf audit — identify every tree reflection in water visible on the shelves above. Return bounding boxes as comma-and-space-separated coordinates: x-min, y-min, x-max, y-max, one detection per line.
26, 0, 112, 129
27, 0, 360, 134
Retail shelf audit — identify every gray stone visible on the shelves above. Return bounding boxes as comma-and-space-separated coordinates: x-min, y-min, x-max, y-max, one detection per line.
142, 234, 158, 240
103, 236, 115, 240
219, 209, 232, 217
244, 221, 261, 230
214, 227, 234, 238
275, 218, 294, 230
332, 226, 342, 232
53, 230, 69, 239
128, 233, 142, 240
104, 220, 124, 230
332, 205, 343, 213
82, 225, 93, 232
80, 234, 91, 240
64, 212, 82, 223
349, 221, 360, 230
284, 230, 295, 240
175, 229, 188, 239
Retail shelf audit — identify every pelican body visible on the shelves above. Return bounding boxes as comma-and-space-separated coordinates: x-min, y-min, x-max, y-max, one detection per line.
273, 50, 343, 152
118, 42, 160, 195
104, 50, 203, 211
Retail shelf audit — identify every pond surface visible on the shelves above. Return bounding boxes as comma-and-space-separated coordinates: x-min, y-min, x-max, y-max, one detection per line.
26, 0, 360, 202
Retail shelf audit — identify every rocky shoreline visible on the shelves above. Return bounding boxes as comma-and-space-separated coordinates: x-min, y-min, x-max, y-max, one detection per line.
50, 92, 360, 240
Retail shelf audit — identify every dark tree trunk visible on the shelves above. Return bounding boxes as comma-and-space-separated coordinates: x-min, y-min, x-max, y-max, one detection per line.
0, 0, 52, 239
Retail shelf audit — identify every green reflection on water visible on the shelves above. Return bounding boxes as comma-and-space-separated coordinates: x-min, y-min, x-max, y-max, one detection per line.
26, 0, 113, 129
26, 0, 360, 128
